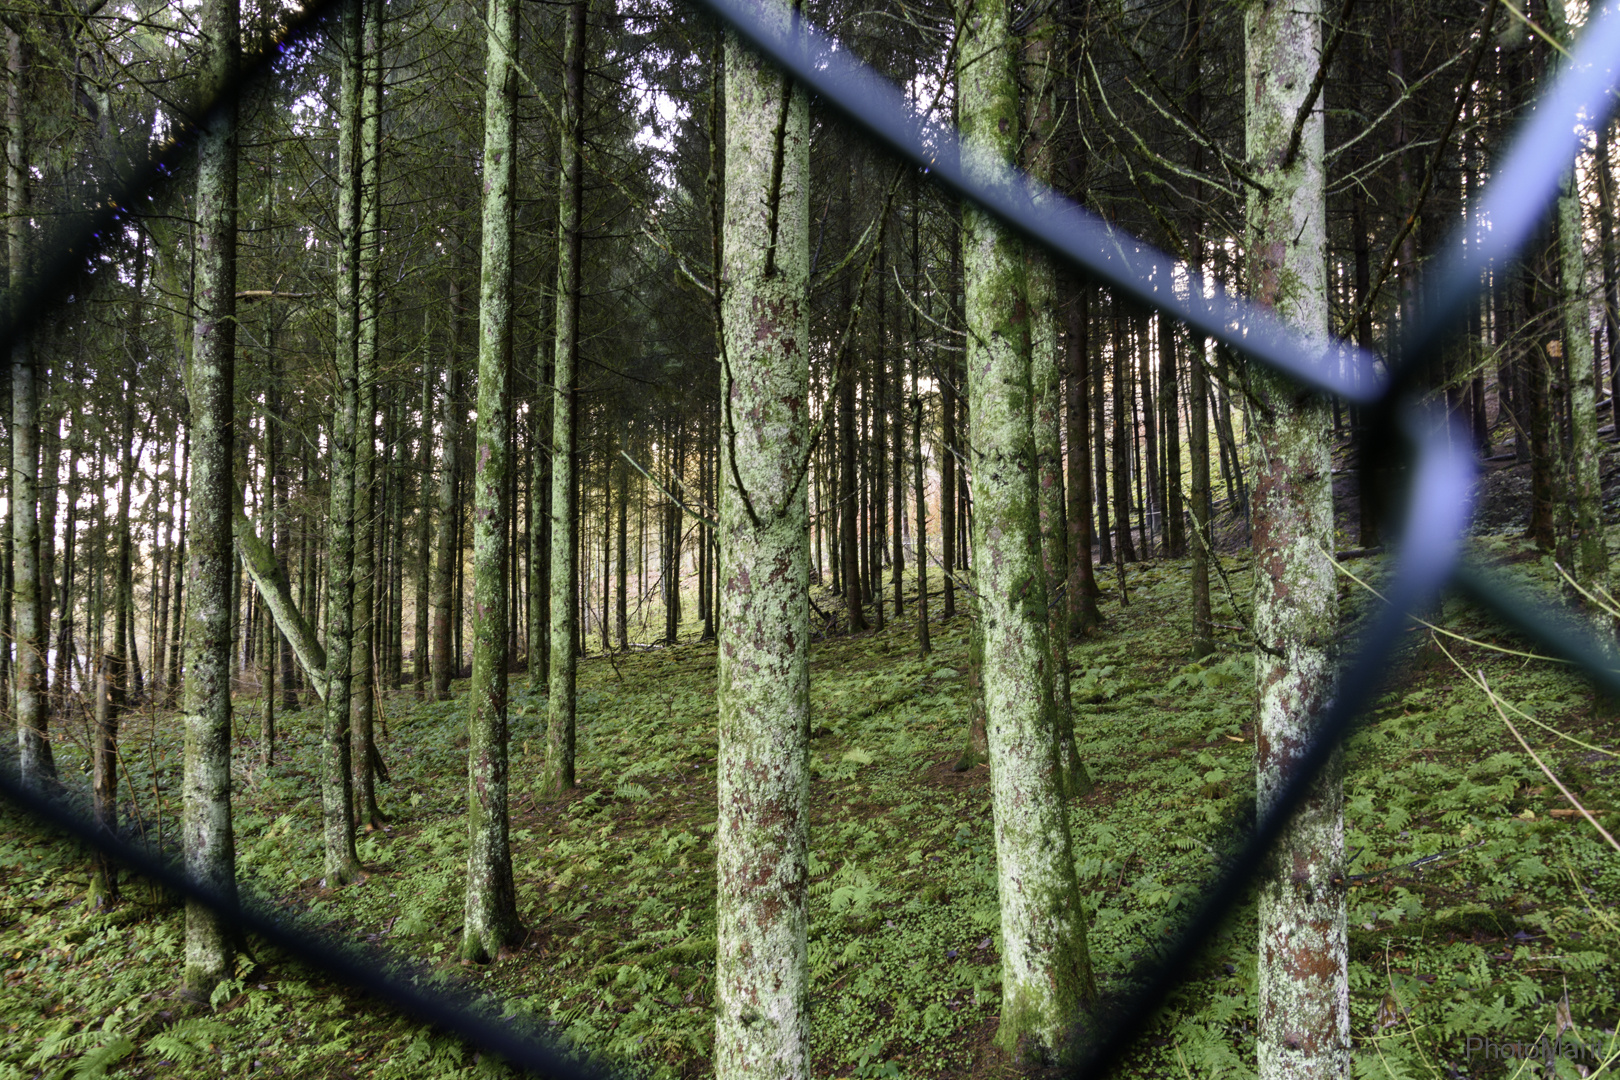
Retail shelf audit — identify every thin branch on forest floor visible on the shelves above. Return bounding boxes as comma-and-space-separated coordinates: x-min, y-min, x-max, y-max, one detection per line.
1475, 665, 1620, 856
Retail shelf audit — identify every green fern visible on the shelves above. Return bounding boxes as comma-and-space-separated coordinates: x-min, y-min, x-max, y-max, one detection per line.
144, 1017, 234, 1065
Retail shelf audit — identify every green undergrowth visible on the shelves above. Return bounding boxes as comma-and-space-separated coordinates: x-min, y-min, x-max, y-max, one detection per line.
0, 533, 1617, 1078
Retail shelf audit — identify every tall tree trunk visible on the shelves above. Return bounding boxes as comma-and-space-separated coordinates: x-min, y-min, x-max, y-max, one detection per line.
1137, 316, 1161, 554
1064, 279, 1101, 632
958, 0, 1094, 1061
601, 432, 613, 652
320, 0, 365, 888
351, 0, 383, 832
839, 191, 867, 632
415, 355, 432, 699
1527, 269, 1558, 551
461, 0, 523, 961
542, 0, 585, 797
1092, 304, 1112, 565
182, 0, 241, 993
167, 429, 189, 705
939, 253, 957, 619
617, 430, 630, 650
1245, 0, 1348, 1071
715, 16, 811, 1073
92, 246, 140, 908
269, 357, 297, 716
431, 271, 464, 699
1160, 310, 1184, 557
1547, 0, 1608, 620
7, 22, 53, 792
1598, 128, 1619, 417
1112, 307, 1136, 564
154, 435, 172, 705
1022, 16, 1086, 797
872, 240, 887, 633
37, 400, 54, 710
529, 340, 553, 690
911, 172, 930, 656
890, 259, 904, 621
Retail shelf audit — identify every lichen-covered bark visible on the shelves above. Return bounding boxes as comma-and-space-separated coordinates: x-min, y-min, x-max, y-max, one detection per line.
461, 0, 523, 964
352, 0, 383, 831
1244, 0, 1348, 1073
959, 0, 1095, 1061
1022, 18, 1088, 799
322, 0, 364, 888
7, 25, 53, 794
235, 507, 328, 698
714, 10, 811, 1073
182, 0, 239, 993
542, 0, 586, 798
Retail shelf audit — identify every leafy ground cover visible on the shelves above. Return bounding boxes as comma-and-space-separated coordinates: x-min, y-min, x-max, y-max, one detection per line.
0, 529, 1617, 1078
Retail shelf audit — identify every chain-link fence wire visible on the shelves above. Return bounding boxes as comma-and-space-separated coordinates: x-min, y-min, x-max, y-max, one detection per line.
3, 0, 1619, 1075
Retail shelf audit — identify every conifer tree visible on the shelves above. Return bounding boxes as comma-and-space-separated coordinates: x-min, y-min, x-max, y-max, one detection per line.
182, 0, 241, 994
1244, 0, 1348, 1072
461, 0, 523, 963
714, 3, 811, 1071
958, 0, 1095, 1061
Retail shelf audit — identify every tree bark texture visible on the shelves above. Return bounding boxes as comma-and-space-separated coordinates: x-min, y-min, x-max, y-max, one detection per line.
461, 0, 524, 962
181, 0, 240, 993
1022, 19, 1086, 798
352, 0, 383, 832
7, 23, 53, 792
1244, 0, 1349, 1071
958, 0, 1095, 1061
1546, 0, 1608, 616
543, 0, 586, 797
714, 11, 813, 1074
321, 0, 365, 888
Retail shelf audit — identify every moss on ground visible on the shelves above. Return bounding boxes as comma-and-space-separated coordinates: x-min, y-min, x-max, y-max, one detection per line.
0, 531, 1617, 1077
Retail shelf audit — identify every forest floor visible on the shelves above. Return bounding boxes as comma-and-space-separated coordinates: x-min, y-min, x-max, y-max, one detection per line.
2, 461, 1620, 1079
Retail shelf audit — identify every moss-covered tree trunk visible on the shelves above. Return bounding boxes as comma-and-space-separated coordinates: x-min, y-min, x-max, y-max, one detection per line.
1022, 15, 1087, 799
1546, 0, 1607, 622
461, 0, 524, 963
1244, 0, 1348, 1071
352, 0, 384, 832
542, 0, 585, 797
714, 8, 811, 1072
958, 0, 1095, 1062
7, 23, 54, 794
322, 0, 365, 888
181, 0, 240, 994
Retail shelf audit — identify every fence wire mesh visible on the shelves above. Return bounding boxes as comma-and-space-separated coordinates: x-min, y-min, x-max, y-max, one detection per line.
3, 0, 1620, 1075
